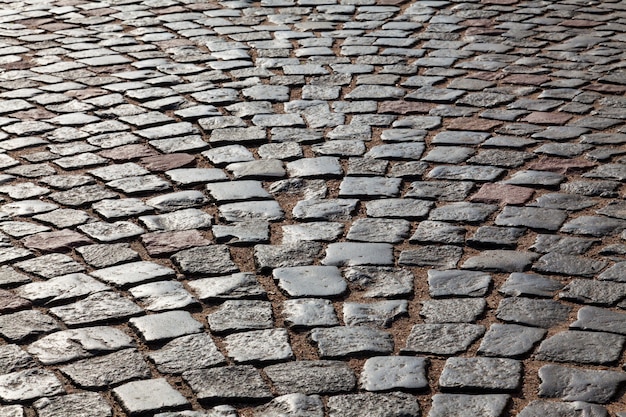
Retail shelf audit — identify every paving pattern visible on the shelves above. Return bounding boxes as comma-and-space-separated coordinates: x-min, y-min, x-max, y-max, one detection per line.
0, 0, 624, 415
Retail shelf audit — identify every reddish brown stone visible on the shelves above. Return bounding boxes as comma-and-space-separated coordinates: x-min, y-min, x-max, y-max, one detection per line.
22, 230, 93, 253
583, 83, 626, 94
470, 183, 534, 205
0, 289, 31, 313
378, 101, 431, 114
522, 112, 572, 125
141, 230, 211, 256
527, 157, 596, 174
11, 109, 55, 120
560, 19, 602, 28
99, 144, 160, 161
140, 153, 196, 172
447, 118, 502, 131
503, 74, 550, 86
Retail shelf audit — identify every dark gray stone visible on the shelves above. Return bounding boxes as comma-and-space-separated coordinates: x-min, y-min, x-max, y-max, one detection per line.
33, 392, 113, 417
467, 226, 525, 248
478, 324, 546, 358
499, 273, 564, 298
429, 202, 497, 224
293, 199, 358, 221
518, 400, 607, 417
59, 349, 150, 388
559, 280, 626, 306
255, 242, 323, 271
347, 218, 410, 243
439, 357, 522, 391
399, 245, 463, 269
561, 216, 626, 237
343, 300, 408, 327
365, 199, 433, 219
323, 242, 394, 266
0, 310, 59, 342
113, 378, 189, 416
254, 394, 323, 417
535, 331, 625, 365
496, 297, 571, 328
187, 273, 267, 301
49, 292, 143, 327
148, 333, 226, 374
462, 250, 538, 272
172, 246, 238, 276
410, 221, 465, 245
428, 270, 491, 297
184, 365, 272, 402
264, 360, 356, 395
403, 324, 485, 355
539, 364, 626, 403
428, 394, 510, 417
405, 181, 474, 201
310, 326, 394, 358
344, 266, 414, 298
495, 206, 568, 231
208, 300, 273, 333
533, 253, 607, 277
420, 298, 486, 323
224, 328, 293, 364
338, 177, 401, 197
327, 392, 421, 417
531, 235, 597, 255
90, 261, 175, 288
571, 306, 626, 335
273, 266, 347, 297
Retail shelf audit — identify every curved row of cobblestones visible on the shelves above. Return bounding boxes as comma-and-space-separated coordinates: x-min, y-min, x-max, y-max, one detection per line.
0, 0, 623, 416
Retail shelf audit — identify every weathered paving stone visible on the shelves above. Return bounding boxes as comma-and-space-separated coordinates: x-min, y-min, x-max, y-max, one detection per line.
184, 365, 272, 402
561, 216, 626, 237
439, 357, 522, 391
403, 324, 485, 355
0, 344, 35, 374
27, 327, 134, 365
92, 198, 153, 220
360, 356, 428, 391
219, 201, 284, 222
281, 222, 343, 244
538, 364, 626, 404
478, 324, 546, 358
327, 392, 420, 417
283, 298, 339, 329
148, 333, 226, 375
462, 250, 538, 272
77, 244, 140, 269
15, 253, 85, 278
405, 181, 474, 201
427, 270, 491, 298
517, 400, 607, 417
33, 392, 113, 417
338, 177, 401, 197
399, 245, 463, 269
113, 378, 189, 416
91, 261, 175, 288
495, 206, 568, 231
365, 199, 433, 219
497, 297, 571, 328
286, 157, 343, 177
130, 281, 197, 312
273, 266, 347, 298
0, 369, 64, 402
531, 235, 597, 255
146, 190, 208, 212
420, 299, 486, 324
428, 394, 510, 417
224, 328, 293, 364
0, 266, 30, 287
499, 273, 563, 298
292, 199, 358, 221
141, 231, 211, 257
559, 280, 626, 306
310, 326, 394, 358
533, 253, 607, 277
255, 242, 323, 271
323, 243, 394, 266
410, 220, 465, 245
172, 246, 238, 276
347, 218, 410, 243
344, 266, 414, 298
59, 349, 150, 388
0, 310, 59, 342
532, 193, 596, 211
49, 292, 143, 327
571, 306, 626, 335
155, 408, 237, 417
0, 221, 50, 238
429, 202, 497, 224
78, 221, 145, 242
208, 300, 272, 333
187, 272, 266, 301
140, 208, 213, 231
343, 300, 408, 328
264, 361, 356, 395
254, 393, 323, 417
207, 181, 270, 202
535, 331, 625, 365
130, 310, 204, 343
0, 289, 30, 313
467, 226, 525, 248
49, 185, 118, 206
21, 230, 92, 252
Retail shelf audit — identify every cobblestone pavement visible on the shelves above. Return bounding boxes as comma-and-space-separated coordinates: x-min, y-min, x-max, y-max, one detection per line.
0, 0, 623, 415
